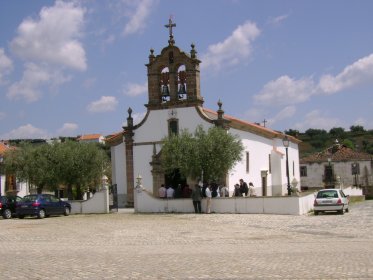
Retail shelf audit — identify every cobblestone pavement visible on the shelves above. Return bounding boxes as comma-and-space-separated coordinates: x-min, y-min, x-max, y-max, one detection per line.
1, 201, 373, 280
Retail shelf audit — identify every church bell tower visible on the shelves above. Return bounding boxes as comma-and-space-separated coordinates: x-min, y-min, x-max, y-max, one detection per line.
145, 18, 204, 110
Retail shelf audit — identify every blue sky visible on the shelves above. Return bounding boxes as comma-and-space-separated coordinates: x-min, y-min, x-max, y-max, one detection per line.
1, 0, 372, 140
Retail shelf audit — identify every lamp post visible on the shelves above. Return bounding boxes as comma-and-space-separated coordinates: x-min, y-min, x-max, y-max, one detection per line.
282, 135, 291, 196
327, 157, 332, 187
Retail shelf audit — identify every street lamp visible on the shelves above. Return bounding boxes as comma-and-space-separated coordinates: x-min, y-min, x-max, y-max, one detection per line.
327, 157, 332, 187
282, 135, 291, 196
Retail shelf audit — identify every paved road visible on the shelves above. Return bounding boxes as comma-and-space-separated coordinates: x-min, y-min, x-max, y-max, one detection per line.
1, 201, 372, 280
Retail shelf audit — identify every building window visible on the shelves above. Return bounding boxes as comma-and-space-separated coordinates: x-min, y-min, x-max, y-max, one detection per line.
168, 119, 178, 136
268, 154, 271, 174
246, 152, 250, 173
300, 166, 307, 177
351, 163, 360, 175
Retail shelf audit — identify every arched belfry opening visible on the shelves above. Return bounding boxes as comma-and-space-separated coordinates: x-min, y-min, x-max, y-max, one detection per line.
161, 67, 170, 102
145, 18, 204, 110
177, 65, 187, 100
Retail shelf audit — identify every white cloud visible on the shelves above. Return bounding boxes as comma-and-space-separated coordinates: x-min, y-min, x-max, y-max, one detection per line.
7, 63, 70, 102
122, 0, 156, 36
10, 1, 86, 71
268, 14, 289, 26
123, 82, 147, 97
293, 110, 341, 131
1, 124, 49, 140
0, 48, 13, 84
319, 53, 373, 94
254, 75, 316, 106
267, 106, 296, 126
255, 53, 373, 108
87, 96, 118, 113
201, 21, 260, 71
56, 123, 78, 136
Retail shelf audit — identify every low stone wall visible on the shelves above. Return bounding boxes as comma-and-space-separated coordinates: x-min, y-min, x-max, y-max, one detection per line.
69, 188, 109, 214
134, 187, 317, 215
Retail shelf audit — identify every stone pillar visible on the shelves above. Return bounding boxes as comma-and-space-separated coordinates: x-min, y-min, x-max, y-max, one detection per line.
124, 108, 135, 207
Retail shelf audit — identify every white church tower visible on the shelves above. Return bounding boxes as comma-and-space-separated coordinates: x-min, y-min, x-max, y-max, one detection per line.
107, 18, 301, 207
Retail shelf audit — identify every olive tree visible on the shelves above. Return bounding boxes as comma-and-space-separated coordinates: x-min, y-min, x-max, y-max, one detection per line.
161, 125, 244, 183
3, 141, 110, 199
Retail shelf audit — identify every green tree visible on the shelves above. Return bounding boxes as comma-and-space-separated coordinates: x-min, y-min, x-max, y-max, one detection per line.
350, 125, 365, 133
305, 128, 327, 138
54, 141, 110, 199
329, 127, 345, 139
342, 139, 354, 149
3, 143, 58, 193
284, 129, 299, 137
161, 125, 244, 183
3, 141, 110, 199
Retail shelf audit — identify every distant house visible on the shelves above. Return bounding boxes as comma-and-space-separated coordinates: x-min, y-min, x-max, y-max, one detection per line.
0, 142, 30, 197
300, 141, 373, 190
77, 134, 105, 144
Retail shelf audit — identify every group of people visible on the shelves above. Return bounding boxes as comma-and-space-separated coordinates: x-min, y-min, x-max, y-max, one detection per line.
233, 179, 256, 197
158, 184, 192, 199
158, 179, 256, 214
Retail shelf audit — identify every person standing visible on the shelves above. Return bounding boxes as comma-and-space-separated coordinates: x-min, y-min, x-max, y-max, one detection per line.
239, 179, 249, 197
191, 184, 202, 213
166, 185, 175, 199
249, 182, 256, 197
158, 184, 166, 198
205, 184, 212, 214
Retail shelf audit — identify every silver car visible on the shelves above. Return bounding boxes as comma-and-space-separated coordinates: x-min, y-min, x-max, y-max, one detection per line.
313, 189, 349, 215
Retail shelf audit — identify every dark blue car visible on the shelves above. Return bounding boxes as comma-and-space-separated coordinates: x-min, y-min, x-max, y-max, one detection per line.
16, 194, 71, 219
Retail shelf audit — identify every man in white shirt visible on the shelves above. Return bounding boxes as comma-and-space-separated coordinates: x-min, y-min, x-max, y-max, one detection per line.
205, 185, 212, 214
166, 186, 175, 199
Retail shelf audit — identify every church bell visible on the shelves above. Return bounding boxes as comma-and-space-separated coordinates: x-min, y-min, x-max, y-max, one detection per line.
178, 83, 186, 99
162, 85, 170, 96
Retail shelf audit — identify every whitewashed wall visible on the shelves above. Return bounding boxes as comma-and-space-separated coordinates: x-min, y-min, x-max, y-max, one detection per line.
113, 106, 301, 201
111, 142, 126, 207
134, 187, 317, 215
69, 188, 109, 214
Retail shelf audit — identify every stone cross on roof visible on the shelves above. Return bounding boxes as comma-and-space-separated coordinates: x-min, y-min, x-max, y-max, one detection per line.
165, 17, 176, 45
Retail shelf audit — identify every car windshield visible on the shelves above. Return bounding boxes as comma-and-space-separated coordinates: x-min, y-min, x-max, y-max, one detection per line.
317, 190, 338, 199
22, 195, 38, 202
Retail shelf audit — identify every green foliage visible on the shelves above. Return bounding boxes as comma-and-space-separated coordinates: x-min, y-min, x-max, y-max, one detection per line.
329, 127, 345, 138
350, 125, 365, 133
342, 139, 354, 149
161, 125, 244, 182
305, 128, 327, 138
284, 129, 299, 137
3, 141, 110, 198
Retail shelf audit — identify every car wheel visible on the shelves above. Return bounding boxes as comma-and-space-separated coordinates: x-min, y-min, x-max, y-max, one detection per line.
338, 209, 344, 215
37, 209, 46, 219
2, 209, 12, 219
18, 215, 25, 219
64, 207, 70, 216
345, 207, 349, 213
314, 210, 319, 216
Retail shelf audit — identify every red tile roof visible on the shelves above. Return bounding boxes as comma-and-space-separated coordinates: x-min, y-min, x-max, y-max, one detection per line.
301, 144, 372, 163
0, 142, 9, 155
78, 134, 103, 141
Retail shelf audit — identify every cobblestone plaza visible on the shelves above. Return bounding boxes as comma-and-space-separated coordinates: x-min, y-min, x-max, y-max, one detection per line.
1, 201, 372, 279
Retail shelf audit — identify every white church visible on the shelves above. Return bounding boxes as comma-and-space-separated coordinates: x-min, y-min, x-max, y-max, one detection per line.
107, 19, 301, 208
